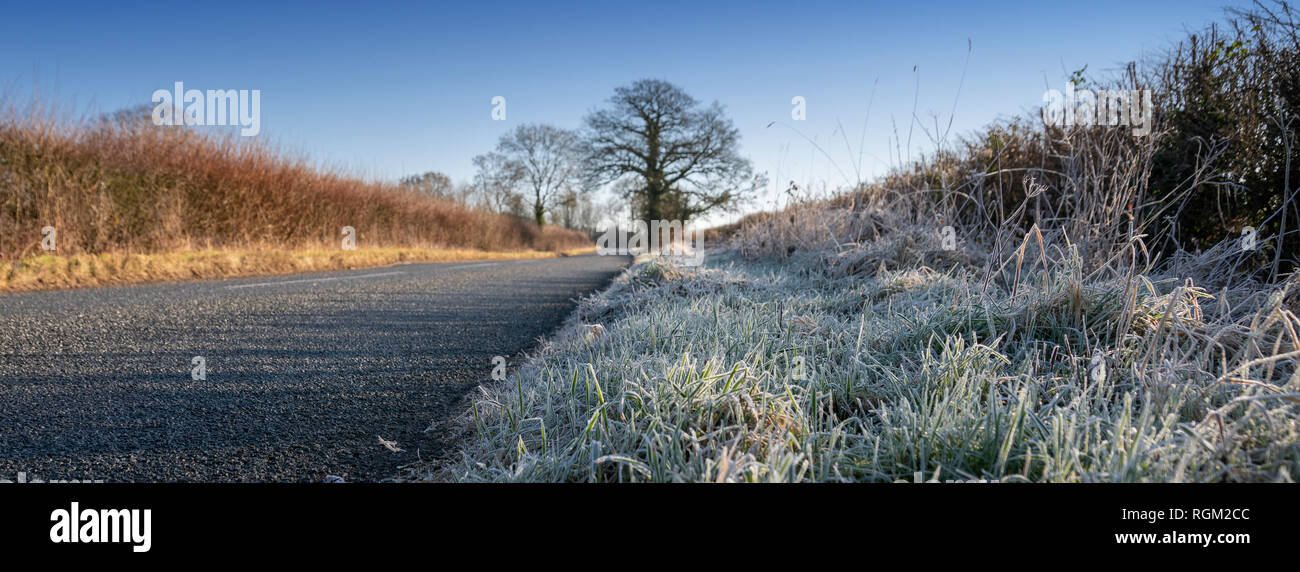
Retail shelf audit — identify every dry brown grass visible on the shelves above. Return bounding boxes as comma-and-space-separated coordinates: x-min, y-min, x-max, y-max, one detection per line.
0, 246, 596, 293
0, 101, 591, 268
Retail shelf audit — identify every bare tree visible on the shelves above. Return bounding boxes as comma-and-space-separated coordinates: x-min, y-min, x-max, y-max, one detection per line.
399, 171, 454, 198
475, 124, 581, 226
471, 152, 525, 216
556, 186, 580, 229
582, 79, 762, 222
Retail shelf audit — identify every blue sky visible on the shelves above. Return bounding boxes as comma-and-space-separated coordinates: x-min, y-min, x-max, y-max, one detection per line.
1, 0, 1248, 222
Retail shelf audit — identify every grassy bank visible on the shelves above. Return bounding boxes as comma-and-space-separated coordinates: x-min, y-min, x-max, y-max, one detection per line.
417, 162, 1300, 482
420, 235, 1298, 482
0, 246, 594, 293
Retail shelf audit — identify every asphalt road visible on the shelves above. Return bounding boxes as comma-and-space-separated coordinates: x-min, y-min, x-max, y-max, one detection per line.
0, 254, 628, 482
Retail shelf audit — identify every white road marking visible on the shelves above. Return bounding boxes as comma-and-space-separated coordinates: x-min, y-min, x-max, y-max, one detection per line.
226, 271, 406, 289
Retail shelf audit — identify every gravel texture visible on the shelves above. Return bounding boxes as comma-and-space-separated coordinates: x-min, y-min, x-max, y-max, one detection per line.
0, 254, 628, 482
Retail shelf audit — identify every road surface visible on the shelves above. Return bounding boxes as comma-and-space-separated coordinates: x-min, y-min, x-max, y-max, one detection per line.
0, 254, 628, 482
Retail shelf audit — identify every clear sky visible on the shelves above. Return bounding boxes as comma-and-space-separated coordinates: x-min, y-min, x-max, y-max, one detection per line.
1, 0, 1249, 222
